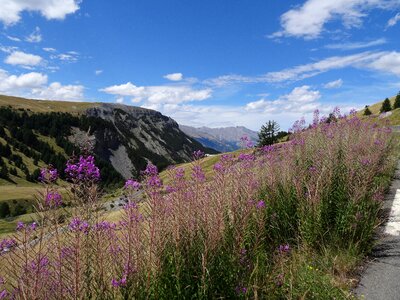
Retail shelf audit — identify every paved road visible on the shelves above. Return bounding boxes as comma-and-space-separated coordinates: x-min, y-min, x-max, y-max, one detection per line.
355, 161, 400, 299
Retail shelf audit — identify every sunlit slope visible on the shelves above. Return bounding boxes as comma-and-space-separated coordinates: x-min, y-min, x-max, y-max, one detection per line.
0, 94, 99, 114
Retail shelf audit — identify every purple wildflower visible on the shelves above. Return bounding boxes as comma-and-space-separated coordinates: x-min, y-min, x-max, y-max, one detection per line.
193, 150, 205, 160
65, 155, 100, 182
124, 179, 141, 190
361, 158, 371, 166
0, 290, 7, 299
240, 135, 254, 149
309, 166, 317, 172
238, 153, 255, 161
147, 175, 162, 187
16, 221, 25, 231
278, 244, 290, 253
213, 162, 223, 172
235, 286, 247, 295
69, 218, 90, 234
256, 200, 265, 209
39, 166, 59, 183
0, 239, 17, 252
143, 163, 158, 176
30, 222, 37, 231
45, 191, 63, 208
175, 167, 185, 179
165, 185, 177, 193
192, 165, 206, 182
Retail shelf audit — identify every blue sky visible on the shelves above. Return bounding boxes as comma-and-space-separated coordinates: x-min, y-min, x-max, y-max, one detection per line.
0, 0, 399, 130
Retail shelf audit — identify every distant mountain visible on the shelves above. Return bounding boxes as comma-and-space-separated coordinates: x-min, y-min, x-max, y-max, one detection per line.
0, 95, 217, 187
180, 125, 258, 152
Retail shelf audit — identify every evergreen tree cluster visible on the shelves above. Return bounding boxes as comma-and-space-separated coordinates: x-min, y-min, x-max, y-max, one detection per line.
0, 107, 123, 187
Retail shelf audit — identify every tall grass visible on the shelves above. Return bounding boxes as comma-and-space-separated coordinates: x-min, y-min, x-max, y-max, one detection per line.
0, 111, 397, 299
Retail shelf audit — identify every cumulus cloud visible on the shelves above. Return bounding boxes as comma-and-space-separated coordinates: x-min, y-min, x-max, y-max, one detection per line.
325, 38, 387, 50
0, 69, 48, 92
100, 82, 212, 105
270, 0, 400, 39
25, 27, 42, 43
0, 0, 81, 26
387, 13, 400, 27
31, 82, 84, 101
4, 51, 43, 66
164, 73, 183, 81
245, 86, 321, 114
323, 79, 343, 88
0, 69, 84, 101
95, 70, 103, 75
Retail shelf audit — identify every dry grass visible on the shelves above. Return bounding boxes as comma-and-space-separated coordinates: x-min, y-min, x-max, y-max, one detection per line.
0, 94, 99, 114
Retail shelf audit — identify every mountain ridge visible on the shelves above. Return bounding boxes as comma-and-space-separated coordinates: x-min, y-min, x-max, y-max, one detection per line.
180, 124, 258, 152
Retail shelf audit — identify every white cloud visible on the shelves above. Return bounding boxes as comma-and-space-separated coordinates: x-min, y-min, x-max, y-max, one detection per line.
25, 27, 42, 43
367, 51, 400, 76
260, 51, 394, 82
0, 45, 18, 53
164, 73, 183, 81
206, 51, 400, 86
325, 38, 386, 50
387, 13, 400, 27
31, 82, 84, 101
5, 51, 42, 66
100, 82, 212, 105
6, 35, 21, 42
52, 53, 78, 62
0, 68, 83, 101
0, 0, 81, 26
0, 70, 48, 92
95, 70, 103, 75
245, 85, 321, 114
43, 47, 56, 52
204, 74, 256, 87
323, 79, 343, 88
116, 97, 124, 103
270, 0, 400, 39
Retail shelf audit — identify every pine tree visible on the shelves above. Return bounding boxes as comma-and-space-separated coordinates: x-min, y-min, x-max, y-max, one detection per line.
394, 92, 400, 109
0, 165, 9, 179
0, 202, 10, 218
364, 105, 372, 116
380, 98, 392, 113
257, 120, 280, 146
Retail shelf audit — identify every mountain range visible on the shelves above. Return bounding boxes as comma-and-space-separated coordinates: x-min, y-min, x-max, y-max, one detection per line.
180, 125, 258, 152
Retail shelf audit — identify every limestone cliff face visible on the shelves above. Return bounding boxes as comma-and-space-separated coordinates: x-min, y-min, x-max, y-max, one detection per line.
83, 104, 216, 178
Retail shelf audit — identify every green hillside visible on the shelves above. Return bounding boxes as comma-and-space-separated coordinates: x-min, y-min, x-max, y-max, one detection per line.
360, 95, 400, 126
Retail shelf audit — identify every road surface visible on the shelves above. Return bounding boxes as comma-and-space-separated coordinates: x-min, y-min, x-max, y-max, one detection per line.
355, 160, 400, 299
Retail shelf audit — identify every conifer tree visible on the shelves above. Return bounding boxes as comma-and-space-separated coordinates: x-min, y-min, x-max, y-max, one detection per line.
258, 120, 280, 146
380, 98, 392, 113
394, 92, 400, 109
364, 105, 372, 116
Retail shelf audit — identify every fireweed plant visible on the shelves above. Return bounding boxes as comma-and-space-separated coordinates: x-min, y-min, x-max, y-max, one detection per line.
0, 109, 397, 299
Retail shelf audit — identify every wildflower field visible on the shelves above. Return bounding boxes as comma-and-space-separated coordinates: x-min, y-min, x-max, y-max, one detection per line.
0, 111, 398, 299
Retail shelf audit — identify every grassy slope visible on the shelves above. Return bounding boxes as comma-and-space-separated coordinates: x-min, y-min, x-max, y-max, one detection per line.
359, 96, 400, 126
0, 94, 99, 114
